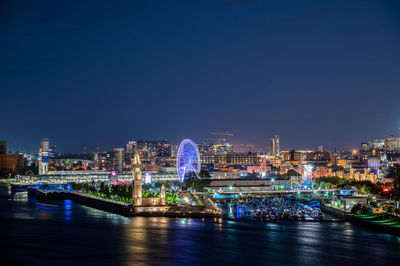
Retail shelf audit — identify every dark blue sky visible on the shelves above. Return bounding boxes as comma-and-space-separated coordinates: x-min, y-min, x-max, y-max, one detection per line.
1, 0, 400, 153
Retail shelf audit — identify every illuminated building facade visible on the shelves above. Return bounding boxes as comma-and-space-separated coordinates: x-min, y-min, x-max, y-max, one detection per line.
200, 152, 215, 164
247, 157, 270, 174
214, 152, 258, 166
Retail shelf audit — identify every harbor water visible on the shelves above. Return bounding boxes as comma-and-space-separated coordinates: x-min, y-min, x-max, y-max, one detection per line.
1, 186, 400, 265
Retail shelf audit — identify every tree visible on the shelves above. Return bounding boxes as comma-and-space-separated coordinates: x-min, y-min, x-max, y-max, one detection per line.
351, 204, 362, 214
361, 205, 370, 214
182, 170, 211, 192
279, 169, 299, 180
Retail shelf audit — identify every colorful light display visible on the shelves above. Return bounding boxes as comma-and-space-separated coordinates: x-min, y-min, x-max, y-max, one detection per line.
109, 171, 118, 184
302, 165, 313, 189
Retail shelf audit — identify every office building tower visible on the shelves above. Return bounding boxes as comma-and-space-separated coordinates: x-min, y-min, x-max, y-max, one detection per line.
113, 148, 124, 172
126, 141, 134, 154
270, 135, 280, 156
39, 138, 50, 175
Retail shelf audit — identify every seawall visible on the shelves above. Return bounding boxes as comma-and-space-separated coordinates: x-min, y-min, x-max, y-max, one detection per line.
321, 204, 400, 236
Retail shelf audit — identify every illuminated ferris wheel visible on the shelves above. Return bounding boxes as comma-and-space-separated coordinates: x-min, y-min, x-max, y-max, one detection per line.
176, 139, 201, 182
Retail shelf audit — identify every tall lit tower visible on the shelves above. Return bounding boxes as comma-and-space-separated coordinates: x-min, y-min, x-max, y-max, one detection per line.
132, 152, 142, 206
39, 138, 50, 175
269, 135, 280, 156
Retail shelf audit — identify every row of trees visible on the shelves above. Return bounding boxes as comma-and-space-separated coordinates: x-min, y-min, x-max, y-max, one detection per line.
313, 176, 385, 195
278, 169, 300, 180
181, 170, 211, 192
72, 182, 133, 203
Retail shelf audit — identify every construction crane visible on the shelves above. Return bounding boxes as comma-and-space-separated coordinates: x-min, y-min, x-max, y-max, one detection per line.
199, 138, 227, 145
231, 144, 255, 153
210, 131, 234, 137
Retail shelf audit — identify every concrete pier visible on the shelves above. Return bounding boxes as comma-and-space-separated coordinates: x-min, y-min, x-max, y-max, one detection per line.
28, 188, 222, 218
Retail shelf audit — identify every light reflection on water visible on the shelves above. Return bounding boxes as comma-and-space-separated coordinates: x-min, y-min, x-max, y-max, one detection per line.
1, 188, 400, 265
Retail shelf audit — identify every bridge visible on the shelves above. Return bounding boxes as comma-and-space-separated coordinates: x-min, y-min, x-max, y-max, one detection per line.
211, 189, 335, 199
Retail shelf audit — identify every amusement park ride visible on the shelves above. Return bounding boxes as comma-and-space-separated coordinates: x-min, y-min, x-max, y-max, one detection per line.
176, 139, 201, 182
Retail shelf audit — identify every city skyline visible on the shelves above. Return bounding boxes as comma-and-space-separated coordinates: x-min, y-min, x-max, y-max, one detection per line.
3, 128, 400, 154
2, 1, 400, 152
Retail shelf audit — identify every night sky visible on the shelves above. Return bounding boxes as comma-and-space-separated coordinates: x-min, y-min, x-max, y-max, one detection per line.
1, 0, 400, 153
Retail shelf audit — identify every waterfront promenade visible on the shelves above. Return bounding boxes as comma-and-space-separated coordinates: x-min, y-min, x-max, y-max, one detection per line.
28, 187, 221, 218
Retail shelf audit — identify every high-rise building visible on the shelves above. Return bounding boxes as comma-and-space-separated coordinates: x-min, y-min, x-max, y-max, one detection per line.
126, 141, 134, 154
385, 136, 400, 150
269, 135, 280, 156
39, 138, 50, 175
113, 148, 124, 172
94, 151, 113, 170
0, 141, 6, 154
317, 146, 323, 153
361, 143, 369, 151
171, 145, 179, 158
